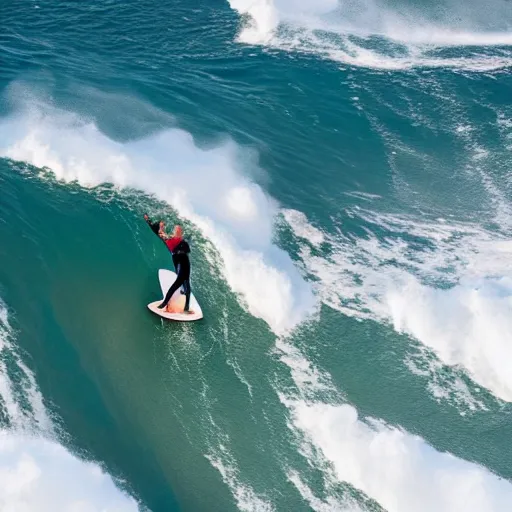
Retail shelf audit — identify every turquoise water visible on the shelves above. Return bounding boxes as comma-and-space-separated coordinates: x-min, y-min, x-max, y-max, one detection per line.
2, 0, 512, 510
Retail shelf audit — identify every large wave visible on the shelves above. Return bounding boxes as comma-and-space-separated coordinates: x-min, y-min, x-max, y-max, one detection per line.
0, 84, 316, 335
228, 0, 512, 70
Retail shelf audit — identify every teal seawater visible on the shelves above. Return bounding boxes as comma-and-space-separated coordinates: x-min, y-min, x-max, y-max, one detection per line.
2, 0, 512, 511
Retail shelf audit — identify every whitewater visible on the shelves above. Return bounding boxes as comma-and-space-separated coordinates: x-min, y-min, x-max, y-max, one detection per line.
228, 0, 512, 69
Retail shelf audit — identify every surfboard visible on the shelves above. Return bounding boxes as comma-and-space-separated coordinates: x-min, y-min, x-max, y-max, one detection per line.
147, 269, 203, 321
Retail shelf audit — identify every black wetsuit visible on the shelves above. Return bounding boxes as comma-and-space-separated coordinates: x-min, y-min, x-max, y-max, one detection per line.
144, 216, 192, 311
159, 240, 191, 310
146, 218, 160, 237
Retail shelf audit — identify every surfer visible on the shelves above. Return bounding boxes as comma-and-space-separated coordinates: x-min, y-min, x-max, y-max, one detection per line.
144, 215, 194, 314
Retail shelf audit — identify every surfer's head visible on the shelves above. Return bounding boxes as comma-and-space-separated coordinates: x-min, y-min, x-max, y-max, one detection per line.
173, 225, 183, 238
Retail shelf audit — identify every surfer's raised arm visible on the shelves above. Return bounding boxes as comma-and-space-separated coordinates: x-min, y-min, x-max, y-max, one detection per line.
144, 214, 168, 240
144, 214, 159, 234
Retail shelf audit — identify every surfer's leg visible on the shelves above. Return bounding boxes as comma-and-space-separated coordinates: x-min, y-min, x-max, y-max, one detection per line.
158, 274, 185, 309
174, 261, 186, 294
183, 279, 191, 311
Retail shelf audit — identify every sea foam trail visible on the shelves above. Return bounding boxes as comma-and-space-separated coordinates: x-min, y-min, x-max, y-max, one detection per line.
276, 339, 512, 512
228, 0, 512, 70
207, 451, 275, 512
0, 301, 53, 432
0, 95, 315, 335
0, 301, 140, 511
284, 208, 512, 403
201, 377, 275, 512
287, 470, 363, 512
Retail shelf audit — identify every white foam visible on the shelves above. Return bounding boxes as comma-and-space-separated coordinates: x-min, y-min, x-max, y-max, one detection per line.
343, 191, 382, 202
0, 88, 315, 335
282, 209, 325, 246
287, 470, 362, 512
0, 431, 140, 512
228, 0, 512, 70
229, 0, 279, 44
276, 340, 512, 512
275, 338, 333, 397
324, 48, 512, 72
388, 275, 512, 402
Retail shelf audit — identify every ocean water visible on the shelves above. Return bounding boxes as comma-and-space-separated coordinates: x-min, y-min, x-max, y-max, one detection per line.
2, 0, 512, 510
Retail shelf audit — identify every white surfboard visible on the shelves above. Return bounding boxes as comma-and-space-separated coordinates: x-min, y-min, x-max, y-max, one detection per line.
147, 269, 203, 321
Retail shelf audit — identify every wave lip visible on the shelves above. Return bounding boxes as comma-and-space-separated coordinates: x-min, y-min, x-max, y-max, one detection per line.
228, 0, 512, 70
229, 0, 280, 44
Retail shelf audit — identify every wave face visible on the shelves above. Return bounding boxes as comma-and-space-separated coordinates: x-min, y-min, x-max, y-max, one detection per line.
3, 0, 512, 510
0, 300, 140, 511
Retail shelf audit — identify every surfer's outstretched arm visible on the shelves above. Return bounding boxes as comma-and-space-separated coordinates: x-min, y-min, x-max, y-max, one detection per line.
144, 214, 160, 235
144, 214, 169, 239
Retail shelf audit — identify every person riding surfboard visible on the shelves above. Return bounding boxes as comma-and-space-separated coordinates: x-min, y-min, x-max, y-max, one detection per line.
144, 215, 195, 315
